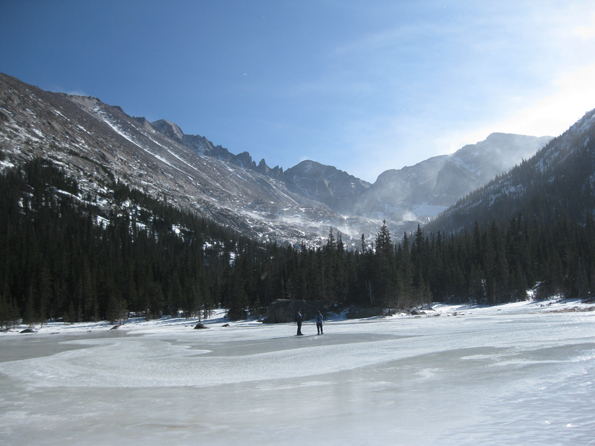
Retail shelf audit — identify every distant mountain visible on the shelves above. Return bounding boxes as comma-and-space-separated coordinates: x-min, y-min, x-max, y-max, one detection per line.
353, 133, 552, 223
0, 72, 553, 245
283, 160, 372, 215
426, 108, 595, 234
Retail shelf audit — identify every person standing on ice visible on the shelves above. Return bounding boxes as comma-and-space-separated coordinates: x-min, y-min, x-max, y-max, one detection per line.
315, 311, 323, 335
295, 310, 303, 336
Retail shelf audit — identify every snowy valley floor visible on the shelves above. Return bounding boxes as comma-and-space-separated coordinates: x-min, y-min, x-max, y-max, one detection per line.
1, 299, 594, 445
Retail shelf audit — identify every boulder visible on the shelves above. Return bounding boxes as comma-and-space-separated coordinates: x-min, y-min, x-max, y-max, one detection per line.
194, 323, 208, 329
346, 307, 384, 319
266, 299, 328, 323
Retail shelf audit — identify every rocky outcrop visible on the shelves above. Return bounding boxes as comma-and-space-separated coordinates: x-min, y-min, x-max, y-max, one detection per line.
346, 307, 384, 319
151, 119, 185, 144
283, 160, 371, 215
266, 299, 328, 323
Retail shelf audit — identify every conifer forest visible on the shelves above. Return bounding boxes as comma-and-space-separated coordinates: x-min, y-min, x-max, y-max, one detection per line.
2, 157, 595, 327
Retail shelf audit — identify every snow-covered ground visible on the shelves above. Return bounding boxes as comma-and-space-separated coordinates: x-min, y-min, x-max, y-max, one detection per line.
1, 299, 594, 445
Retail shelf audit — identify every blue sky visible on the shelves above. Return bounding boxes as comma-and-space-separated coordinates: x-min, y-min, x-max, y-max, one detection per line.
2, 0, 595, 182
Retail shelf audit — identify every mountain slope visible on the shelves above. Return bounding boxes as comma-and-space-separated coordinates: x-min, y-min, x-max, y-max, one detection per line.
0, 72, 553, 244
426, 108, 595, 234
0, 73, 346, 245
283, 160, 372, 215
353, 133, 552, 223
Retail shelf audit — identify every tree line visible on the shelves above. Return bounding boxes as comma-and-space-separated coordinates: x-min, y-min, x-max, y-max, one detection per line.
1, 158, 594, 328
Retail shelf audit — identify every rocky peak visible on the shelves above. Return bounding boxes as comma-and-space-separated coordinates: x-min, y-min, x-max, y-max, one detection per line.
284, 160, 372, 215
151, 119, 185, 144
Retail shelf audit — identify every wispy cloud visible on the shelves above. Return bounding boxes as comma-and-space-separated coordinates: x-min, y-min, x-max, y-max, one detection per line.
446, 63, 595, 151
573, 12, 595, 39
332, 2, 595, 181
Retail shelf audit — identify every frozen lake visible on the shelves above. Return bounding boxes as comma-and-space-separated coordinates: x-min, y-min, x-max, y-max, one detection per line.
1, 300, 594, 445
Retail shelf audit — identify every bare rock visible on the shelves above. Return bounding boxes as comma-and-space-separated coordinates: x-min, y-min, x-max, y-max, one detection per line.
266, 299, 328, 323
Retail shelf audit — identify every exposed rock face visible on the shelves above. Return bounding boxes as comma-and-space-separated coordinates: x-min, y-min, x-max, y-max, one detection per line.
283, 160, 371, 215
265, 299, 328, 323
150, 119, 185, 144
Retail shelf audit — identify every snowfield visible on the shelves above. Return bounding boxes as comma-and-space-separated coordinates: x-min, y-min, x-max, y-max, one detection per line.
1, 299, 594, 445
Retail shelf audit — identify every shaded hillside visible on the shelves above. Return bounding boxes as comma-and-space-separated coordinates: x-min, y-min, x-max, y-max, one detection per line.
426, 108, 595, 235
355, 133, 552, 223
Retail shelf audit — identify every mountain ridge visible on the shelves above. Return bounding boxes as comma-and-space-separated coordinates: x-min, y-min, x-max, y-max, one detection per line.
0, 72, 553, 245
426, 108, 595, 234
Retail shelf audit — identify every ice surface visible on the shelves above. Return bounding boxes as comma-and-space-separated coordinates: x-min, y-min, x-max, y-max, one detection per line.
0, 301, 594, 445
